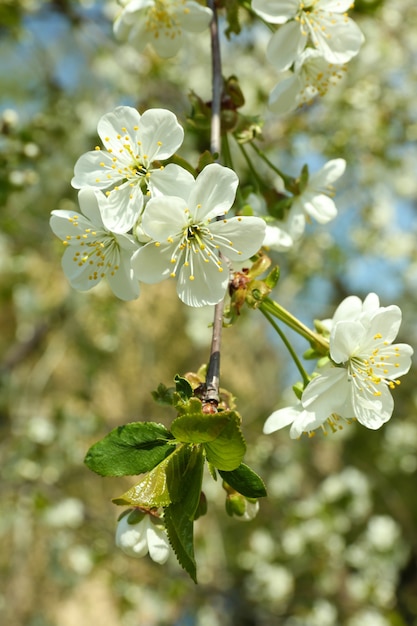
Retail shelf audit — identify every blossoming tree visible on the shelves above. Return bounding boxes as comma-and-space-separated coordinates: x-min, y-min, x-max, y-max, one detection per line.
45, 0, 414, 584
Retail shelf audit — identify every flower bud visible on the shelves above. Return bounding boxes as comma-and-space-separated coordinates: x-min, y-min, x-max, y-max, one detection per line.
115, 508, 170, 564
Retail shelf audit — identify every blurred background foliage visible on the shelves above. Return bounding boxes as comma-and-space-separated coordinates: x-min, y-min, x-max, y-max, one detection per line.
0, 0, 416, 624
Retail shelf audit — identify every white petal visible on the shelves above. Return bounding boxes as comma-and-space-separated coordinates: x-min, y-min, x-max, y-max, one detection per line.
152, 29, 184, 58
177, 255, 229, 307
97, 106, 142, 152
286, 207, 306, 239
362, 306, 402, 347
50, 210, 91, 241
99, 182, 144, 233
375, 343, 413, 379
77, 188, 105, 225
330, 320, 366, 363
122, 0, 152, 15
266, 22, 307, 72
209, 216, 266, 261
301, 368, 350, 419
107, 246, 140, 301
263, 224, 294, 251
251, 0, 298, 23
119, 18, 150, 52
177, 2, 213, 32
352, 383, 393, 430
149, 163, 195, 200
146, 519, 170, 564
189, 164, 239, 220
131, 242, 173, 284
319, 0, 353, 12
72, 150, 122, 190
361, 292, 380, 315
331, 296, 364, 325
309, 158, 346, 187
138, 109, 184, 160
116, 515, 149, 558
289, 408, 328, 438
269, 73, 303, 116
303, 194, 338, 223
61, 245, 101, 291
141, 195, 188, 240
263, 404, 301, 433
307, 15, 364, 65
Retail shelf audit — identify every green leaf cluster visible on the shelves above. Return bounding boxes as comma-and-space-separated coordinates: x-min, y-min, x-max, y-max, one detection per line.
84, 392, 266, 582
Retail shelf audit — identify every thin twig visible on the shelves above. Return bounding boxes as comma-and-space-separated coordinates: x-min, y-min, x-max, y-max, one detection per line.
204, 0, 224, 406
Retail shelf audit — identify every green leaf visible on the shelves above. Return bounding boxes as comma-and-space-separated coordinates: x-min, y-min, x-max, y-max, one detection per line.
203, 411, 246, 471
224, 0, 241, 38
219, 463, 267, 498
196, 150, 215, 173
164, 446, 205, 583
112, 443, 192, 508
164, 511, 196, 582
265, 266, 280, 290
84, 422, 175, 477
171, 410, 232, 444
174, 374, 193, 400
151, 383, 175, 406
298, 163, 309, 193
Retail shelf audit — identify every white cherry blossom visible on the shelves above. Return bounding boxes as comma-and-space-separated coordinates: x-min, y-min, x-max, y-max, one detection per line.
131, 163, 266, 307
252, 0, 365, 72
264, 158, 346, 251
264, 298, 413, 437
116, 509, 170, 564
72, 106, 189, 231
50, 188, 140, 301
269, 48, 346, 116
319, 292, 382, 334
114, 0, 213, 58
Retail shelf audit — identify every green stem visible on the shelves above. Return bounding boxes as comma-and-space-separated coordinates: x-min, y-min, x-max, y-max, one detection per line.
223, 134, 245, 208
260, 308, 310, 385
237, 141, 263, 189
259, 297, 329, 354
249, 141, 294, 188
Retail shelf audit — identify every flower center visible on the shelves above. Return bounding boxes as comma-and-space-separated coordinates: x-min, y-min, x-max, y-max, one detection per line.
168, 220, 223, 281
97, 128, 164, 195
298, 57, 345, 105
145, 0, 182, 39
166, 214, 243, 281
348, 338, 402, 397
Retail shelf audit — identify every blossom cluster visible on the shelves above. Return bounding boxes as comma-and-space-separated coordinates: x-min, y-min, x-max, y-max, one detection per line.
50, 106, 266, 306
252, 0, 365, 115
264, 293, 413, 438
260, 157, 346, 251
